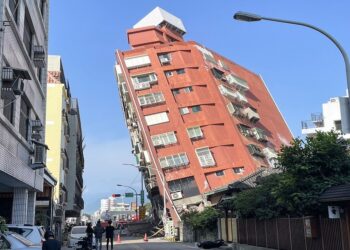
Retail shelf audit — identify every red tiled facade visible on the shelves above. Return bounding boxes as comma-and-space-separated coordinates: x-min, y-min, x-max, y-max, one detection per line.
115, 10, 292, 225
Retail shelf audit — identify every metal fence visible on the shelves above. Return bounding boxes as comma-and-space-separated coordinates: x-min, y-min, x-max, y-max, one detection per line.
237, 217, 349, 250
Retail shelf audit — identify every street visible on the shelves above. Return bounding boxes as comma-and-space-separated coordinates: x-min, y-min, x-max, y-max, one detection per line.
63, 237, 230, 250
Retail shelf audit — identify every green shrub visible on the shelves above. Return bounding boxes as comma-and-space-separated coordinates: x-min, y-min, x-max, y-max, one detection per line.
181, 207, 221, 231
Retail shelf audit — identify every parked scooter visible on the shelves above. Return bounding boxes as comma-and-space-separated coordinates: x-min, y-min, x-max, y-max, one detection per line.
76, 236, 90, 250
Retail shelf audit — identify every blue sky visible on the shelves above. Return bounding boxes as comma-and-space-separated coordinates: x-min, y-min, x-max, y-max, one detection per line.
48, 0, 350, 213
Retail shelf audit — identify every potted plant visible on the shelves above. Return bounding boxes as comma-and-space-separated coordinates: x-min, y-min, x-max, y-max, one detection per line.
0, 216, 7, 233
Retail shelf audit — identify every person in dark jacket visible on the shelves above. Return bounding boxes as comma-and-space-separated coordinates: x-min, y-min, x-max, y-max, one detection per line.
105, 220, 115, 250
42, 231, 60, 250
93, 220, 105, 250
86, 222, 94, 249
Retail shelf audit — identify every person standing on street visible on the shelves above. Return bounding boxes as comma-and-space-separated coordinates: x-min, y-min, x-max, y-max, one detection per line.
105, 220, 115, 250
93, 220, 105, 250
86, 222, 94, 249
42, 231, 61, 250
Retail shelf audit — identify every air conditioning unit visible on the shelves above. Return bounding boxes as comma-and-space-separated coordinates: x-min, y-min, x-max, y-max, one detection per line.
132, 122, 138, 129
171, 191, 183, 200
160, 57, 170, 65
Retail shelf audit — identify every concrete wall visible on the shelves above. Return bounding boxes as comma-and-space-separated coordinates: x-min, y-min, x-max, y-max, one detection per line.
45, 84, 64, 201
0, 0, 50, 224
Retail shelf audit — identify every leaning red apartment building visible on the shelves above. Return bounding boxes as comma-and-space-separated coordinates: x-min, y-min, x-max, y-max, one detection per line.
114, 7, 292, 227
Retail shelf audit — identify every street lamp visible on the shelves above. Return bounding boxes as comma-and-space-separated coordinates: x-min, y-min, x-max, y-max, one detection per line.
122, 163, 144, 206
233, 11, 350, 94
116, 184, 138, 220
122, 163, 168, 230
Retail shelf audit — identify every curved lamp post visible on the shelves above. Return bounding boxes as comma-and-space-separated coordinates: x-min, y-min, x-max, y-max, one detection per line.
116, 184, 138, 220
233, 11, 350, 94
122, 163, 168, 229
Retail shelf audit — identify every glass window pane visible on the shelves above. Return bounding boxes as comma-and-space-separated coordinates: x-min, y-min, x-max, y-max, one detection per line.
192, 106, 201, 113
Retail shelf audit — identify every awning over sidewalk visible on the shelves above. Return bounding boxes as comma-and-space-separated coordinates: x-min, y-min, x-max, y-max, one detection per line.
319, 184, 350, 202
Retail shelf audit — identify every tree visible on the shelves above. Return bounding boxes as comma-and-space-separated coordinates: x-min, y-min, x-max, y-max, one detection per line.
233, 174, 283, 219
233, 131, 350, 218
181, 207, 221, 231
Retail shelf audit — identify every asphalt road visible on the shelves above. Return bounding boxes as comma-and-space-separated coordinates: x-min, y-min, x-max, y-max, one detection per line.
63, 237, 230, 250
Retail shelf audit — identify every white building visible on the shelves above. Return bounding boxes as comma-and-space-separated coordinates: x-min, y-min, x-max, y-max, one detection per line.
0, 0, 49, 224
301, 92, 350, 139
100, 198, 110, 212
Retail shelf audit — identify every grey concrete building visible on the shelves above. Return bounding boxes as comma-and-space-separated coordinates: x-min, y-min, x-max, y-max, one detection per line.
0, 0, 50, 224
65, 98, 84, 219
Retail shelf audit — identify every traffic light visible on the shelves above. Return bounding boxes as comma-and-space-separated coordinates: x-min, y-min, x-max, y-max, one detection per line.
111, 194, 121, 198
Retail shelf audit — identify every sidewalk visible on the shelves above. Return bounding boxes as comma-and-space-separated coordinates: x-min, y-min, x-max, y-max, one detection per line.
179, 242, 274, 250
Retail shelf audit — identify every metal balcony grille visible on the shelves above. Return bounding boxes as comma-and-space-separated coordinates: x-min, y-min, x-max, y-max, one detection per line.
33, 45, 46, 68
2, 67, 15, 81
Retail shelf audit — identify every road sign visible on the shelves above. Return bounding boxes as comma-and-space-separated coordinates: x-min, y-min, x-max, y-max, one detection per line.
140, 190, 145, 205
125, 192, 134, 198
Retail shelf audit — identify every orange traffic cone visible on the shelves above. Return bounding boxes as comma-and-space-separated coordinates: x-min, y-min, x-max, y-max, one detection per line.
143, 233, 148, 242
116, 234, 121, 244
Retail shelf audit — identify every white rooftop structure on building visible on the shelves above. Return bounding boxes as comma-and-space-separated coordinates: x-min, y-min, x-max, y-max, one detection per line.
133, 6, 186, 35
301, 92, 350, 139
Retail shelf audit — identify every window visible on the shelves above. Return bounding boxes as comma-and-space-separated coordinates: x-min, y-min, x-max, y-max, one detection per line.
158, 53, 171, 65
39, 0, 46, 17
176, 69, 185, 75
165, 71, 173, 77
233, 167, 244, 174
2, 96, 15, 125
179, 107, 189, 115
138, 92, 165, 106
124, 55, 151, 69
159, 153, 189, 169
131, 73, 157, 90
334, 120, 342, 131
191, 105, 201, 113
23, 12, 34, 56
168, 176, 200, 198
145, 112, 169, 126
19, 98, 30, 140
7, 227, 33, 237
187, 126, 203, 139
211, 68, 224, 79
151, 131, 177, 147
9, 0, 19, 23
172, 89, 180, 95
216, 170, 224, 176
184, 86, 193, 93
247, 144, 264, 157
196, 147, 215, 167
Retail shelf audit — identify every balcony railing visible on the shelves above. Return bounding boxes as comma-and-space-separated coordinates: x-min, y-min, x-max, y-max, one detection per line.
251, 127, 268, 142
33, 45, 46, 68
219, 84, 248, 103
226, 74, 249, 92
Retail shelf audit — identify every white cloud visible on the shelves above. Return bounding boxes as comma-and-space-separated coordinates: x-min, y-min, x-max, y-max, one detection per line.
82, 137, 141, 213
